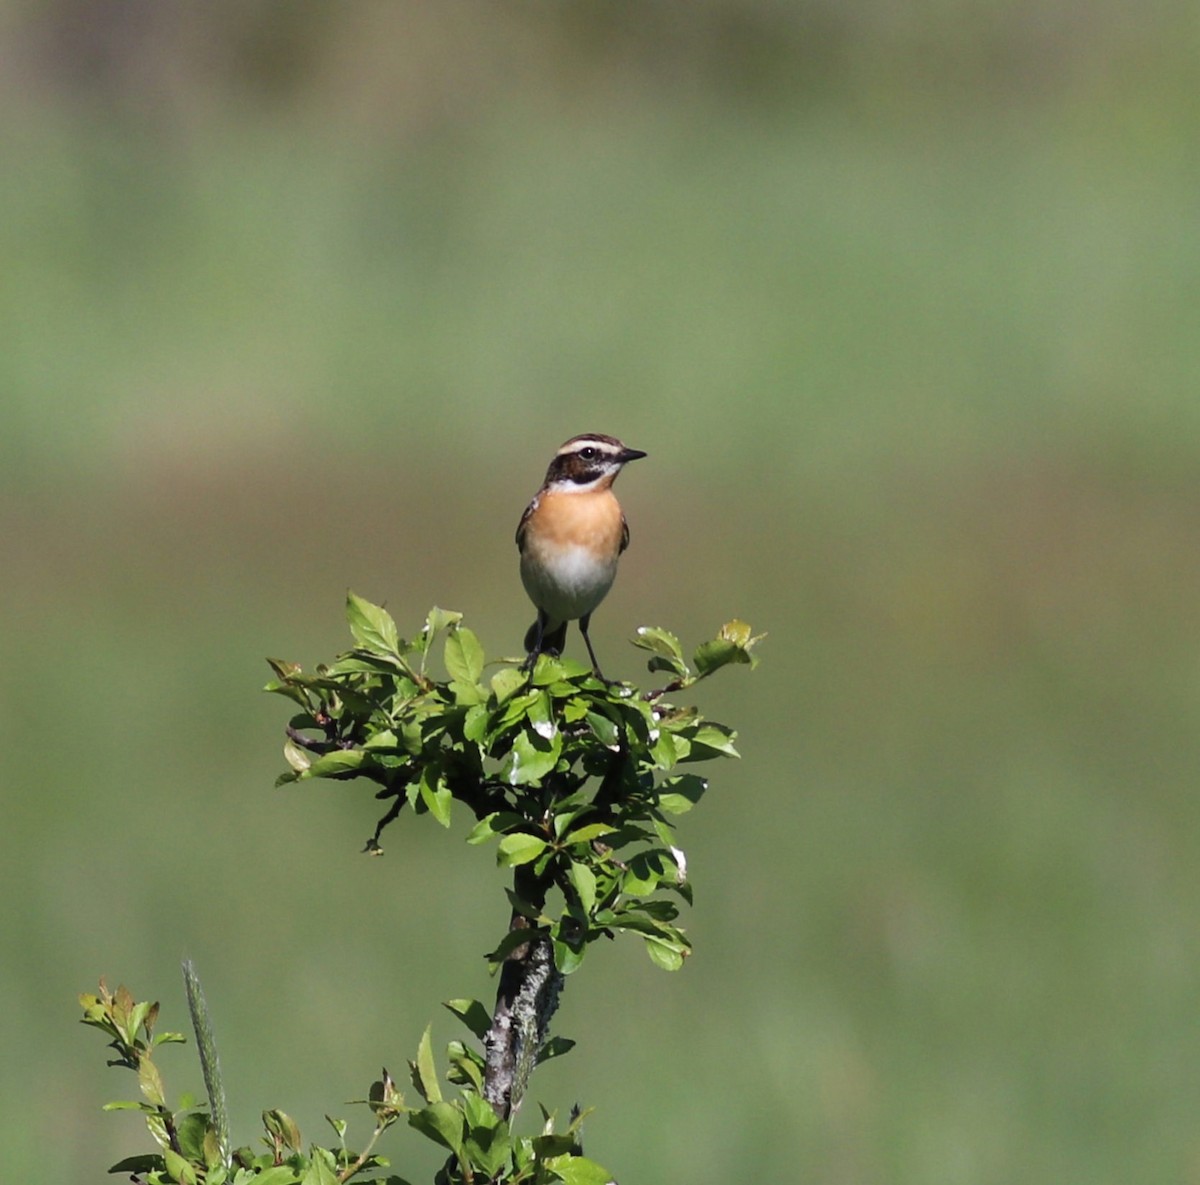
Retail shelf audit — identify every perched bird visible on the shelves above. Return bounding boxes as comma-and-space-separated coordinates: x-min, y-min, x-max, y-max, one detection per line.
516, 433, 647, 679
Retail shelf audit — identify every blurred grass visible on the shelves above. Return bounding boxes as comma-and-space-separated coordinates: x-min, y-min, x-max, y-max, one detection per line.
2, 4, 1200, 1183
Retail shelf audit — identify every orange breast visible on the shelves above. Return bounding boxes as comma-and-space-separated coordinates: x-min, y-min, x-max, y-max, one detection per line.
534, 488, 625, 552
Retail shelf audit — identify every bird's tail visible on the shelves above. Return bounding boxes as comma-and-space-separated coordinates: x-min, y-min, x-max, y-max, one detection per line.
524, 618, 568, 657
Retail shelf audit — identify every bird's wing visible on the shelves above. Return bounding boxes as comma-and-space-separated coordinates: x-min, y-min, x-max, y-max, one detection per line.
516, 495, 539, 551
619, 511, 630, 554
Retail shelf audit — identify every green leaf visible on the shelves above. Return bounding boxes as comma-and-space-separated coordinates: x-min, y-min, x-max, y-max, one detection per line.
362, 729, 400, 751
644, 935, 688, 971
467, 1137, 511, 1179
545, 1152, 618, 1184
450, 679, 485, 706
138, 1057, 165, 1107
497, 833, 548, 867
163, 1146, 198, 1184
505, 888, 549, 921
512, 1135, 537, 1174
527, 690, 557, 740
490, 667, 527, 704
492, 688, 541, 732
536, 1036, 576, 1065
465, 811, 523, 845
427, 605, 464, 635
693, 638, 748, 676
420, 606, 463, 659
585, 711, 620, 748
566, 861, 597, 914
560, 697, 590, 723
127, 997, 154, 1037
306, 749, 366, 778
635, 897, 681, 921
551, 934, 587, 975
649, 728, 678, 769
528, 653, 577, 685
108, 1157, 168, 1175
597, 822, 654, 852
203, 1133, 226, 1174
443, 998, 491, 1041
466, 1129, 511, 1179
263, 1109, 303, 1153
445, 626, 485, 685
563, 822, 616, 846
608, 909, 666, 936
175, 1112, 212, 1160
720, 619, 754, 646
419, 766, 453, 828
447, 1039, 485, 1090
685, 722, 740, 759
462, 1094, 510, 1177
532, 1132, 577, 1159
622, 857, 662, 896
409, 1100, 465, 1158
503, 729, 562, 785
695, 620, 763, 675
650, 813, 679, 848
264, 679, 311, 709
266, 657, 301, 681
411, 1025, 443, 1104
552, 806, 588, 838
463, 703, 490, 743
241, 1168, 301, 1185
299, 1147, 339, 1185
461, 1090, 501, 1132
398, 718, 424, 756
657, 774, 708, 814
346, 592, 400, 657
631, 626, 688, 676
723, 619, 763, 652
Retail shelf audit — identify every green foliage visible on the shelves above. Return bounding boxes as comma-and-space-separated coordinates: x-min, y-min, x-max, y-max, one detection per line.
403, 1017, 615, 1185
81, 600, 758, 1183
78, 977, 647, 1184
81, 977, 403, 1185
266, 594, 761, 975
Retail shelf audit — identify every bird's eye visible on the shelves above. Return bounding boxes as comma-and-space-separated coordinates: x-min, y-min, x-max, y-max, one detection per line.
579, 447, 597, 460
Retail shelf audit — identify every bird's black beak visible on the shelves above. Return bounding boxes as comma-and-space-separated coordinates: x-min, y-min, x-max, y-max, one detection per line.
619, 447, 648, 464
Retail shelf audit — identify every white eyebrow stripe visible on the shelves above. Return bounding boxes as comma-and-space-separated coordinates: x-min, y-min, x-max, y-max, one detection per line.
556, 438, 621, 458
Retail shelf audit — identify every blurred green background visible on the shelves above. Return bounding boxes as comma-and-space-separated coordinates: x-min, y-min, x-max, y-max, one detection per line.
3, 2, 1199, 1181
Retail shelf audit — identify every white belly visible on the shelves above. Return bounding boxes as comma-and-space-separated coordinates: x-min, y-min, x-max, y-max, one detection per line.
521, 543, 617, 624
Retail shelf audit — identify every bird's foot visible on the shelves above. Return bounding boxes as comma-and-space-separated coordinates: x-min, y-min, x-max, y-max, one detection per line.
521, 646, 562, 674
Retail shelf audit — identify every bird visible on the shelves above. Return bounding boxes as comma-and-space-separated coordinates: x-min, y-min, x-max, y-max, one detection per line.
516, 433, 647, 680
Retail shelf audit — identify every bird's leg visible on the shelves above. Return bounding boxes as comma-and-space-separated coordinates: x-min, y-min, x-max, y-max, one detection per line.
521, 610, 549, 672
579, 613, 607, 682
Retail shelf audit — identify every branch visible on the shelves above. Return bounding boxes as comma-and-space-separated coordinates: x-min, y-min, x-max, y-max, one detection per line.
285, 724, 336, 753
482, 865, 563, 1120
